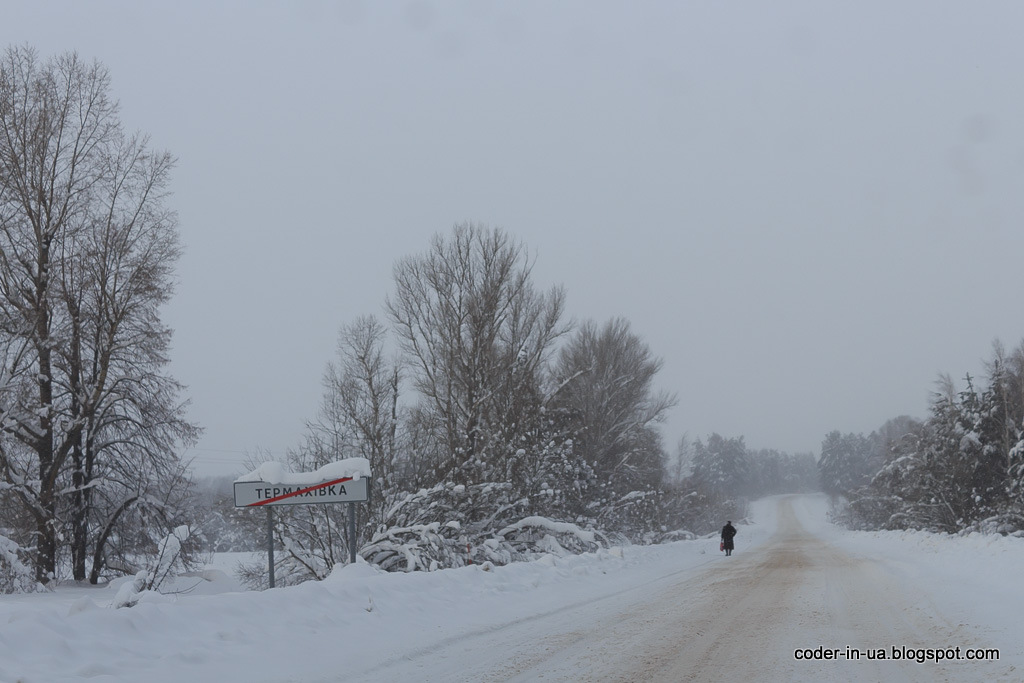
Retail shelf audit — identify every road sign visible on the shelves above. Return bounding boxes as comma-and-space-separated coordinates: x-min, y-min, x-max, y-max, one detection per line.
233, 476, 369, 507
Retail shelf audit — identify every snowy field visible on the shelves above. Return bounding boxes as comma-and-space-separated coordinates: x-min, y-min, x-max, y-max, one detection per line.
1, 494, 1022, 682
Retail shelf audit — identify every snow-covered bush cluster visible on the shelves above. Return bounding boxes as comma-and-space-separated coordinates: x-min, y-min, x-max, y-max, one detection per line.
358, 483, 604, 572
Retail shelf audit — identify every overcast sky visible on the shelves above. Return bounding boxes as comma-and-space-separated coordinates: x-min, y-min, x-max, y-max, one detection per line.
7, 1, 1024, 476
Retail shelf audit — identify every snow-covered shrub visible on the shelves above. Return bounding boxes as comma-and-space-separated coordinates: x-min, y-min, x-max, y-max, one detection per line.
360, 481, 614, 572
0, 534, 42, 594
110, 526, 203, 606
597, 489, 663, 542
841, 490, 902, 530
843, 364, 1024, 535
650, 529, 697, 543
261, 505, 353, 586
613, 486, 741, 540
360, 521, 465, 572
497, 516, 601, 557
963, 510, 1024, 537
235, 536, 338, 590
146, 525, 194, 589
111, 571, 150, 608
361, 482, 525, 571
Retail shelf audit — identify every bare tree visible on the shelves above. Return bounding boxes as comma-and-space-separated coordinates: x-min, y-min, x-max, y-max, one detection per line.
552, 318, 676, 494
323, 316, 400, 488
311, 315, 402, 549
385, 223, 568, 486
667, 433, 694, 484
0, 46, 196, 584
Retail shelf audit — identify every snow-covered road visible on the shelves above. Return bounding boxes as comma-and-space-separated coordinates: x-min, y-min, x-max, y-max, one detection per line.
352, 496, 1017, 682
2, 494, 1021, 682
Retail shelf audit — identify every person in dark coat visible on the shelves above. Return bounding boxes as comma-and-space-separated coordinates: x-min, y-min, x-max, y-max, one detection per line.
721, 521, 737, 556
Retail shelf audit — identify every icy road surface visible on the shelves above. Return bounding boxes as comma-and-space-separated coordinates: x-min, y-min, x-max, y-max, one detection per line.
352, 496, 1018, 682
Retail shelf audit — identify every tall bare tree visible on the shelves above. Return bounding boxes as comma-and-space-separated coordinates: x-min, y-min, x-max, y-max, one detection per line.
323, 315, 400, 486
310, 315, 401, 546
386, 223, 568, 486
0, 46, 196, 584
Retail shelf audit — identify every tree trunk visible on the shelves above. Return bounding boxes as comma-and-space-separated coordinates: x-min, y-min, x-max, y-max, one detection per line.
71, 439, 87, 581
35, 294, 56, 584
89, 496, 139, 585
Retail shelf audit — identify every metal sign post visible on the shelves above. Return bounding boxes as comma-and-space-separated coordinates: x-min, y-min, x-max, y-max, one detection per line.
266, 507, 275, 588
348, 502, 357, 565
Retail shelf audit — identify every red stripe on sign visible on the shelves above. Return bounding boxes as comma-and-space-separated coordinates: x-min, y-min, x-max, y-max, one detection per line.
247, 477, 355, 506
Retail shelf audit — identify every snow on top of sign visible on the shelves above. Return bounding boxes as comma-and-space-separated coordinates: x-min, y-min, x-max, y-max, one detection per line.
234, 457, 371, 484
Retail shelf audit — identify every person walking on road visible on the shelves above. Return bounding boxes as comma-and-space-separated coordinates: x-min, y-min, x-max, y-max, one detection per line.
721, 521, 737, 556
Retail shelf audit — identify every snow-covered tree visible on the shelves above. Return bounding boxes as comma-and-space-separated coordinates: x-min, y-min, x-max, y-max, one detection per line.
0, 46, 196, 585
691, 434, 749, 499
847, 360, 1023, 533
985, 342, 1024, 508
818, 431, 872, 496
551, 318, 675, 498
861, 378, 995, 531
386, 223, 568, 487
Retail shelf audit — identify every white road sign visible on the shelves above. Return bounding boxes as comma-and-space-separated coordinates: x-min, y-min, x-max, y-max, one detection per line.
233, 476, 369, 507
